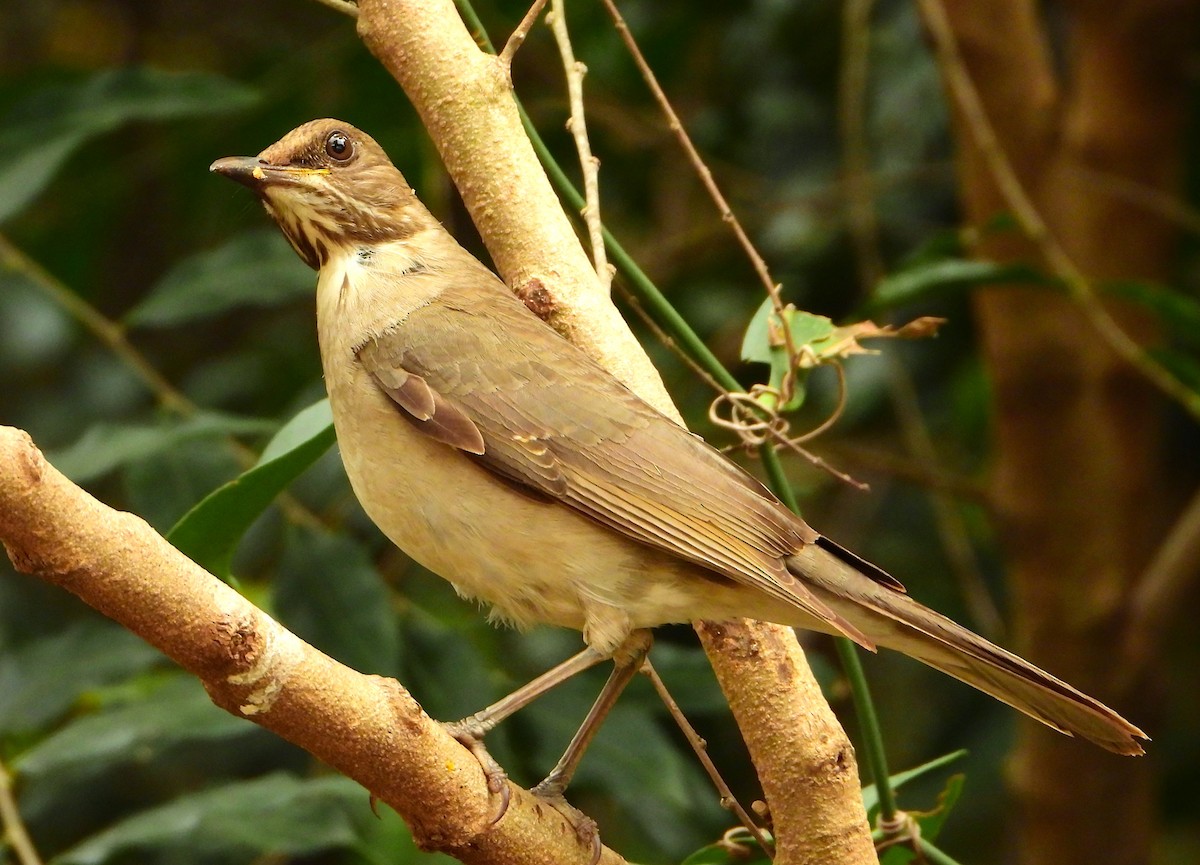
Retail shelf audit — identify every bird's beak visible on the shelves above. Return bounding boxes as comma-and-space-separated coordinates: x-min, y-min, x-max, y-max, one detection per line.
209, 157, 330, 191
209, 156, 272, 190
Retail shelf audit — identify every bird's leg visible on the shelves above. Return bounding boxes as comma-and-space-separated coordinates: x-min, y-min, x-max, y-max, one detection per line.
444, 645, 605, 740
529, 631, 652, 863
441, 646, 606, 823
532, 631, 653, 800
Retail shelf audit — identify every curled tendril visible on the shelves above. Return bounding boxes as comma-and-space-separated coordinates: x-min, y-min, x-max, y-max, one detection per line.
874, 809, 924, 857
708, 385, 790, 449
707, 368, 868, 491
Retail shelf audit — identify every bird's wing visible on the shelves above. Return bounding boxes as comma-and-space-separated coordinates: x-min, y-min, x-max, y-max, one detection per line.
357, 283, 872, 646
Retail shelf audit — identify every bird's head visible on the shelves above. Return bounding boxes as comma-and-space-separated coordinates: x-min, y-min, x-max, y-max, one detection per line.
211, 119, 424, 269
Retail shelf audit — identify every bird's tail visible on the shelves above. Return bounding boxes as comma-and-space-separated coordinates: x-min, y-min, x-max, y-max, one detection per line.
787, 542, 1147, 756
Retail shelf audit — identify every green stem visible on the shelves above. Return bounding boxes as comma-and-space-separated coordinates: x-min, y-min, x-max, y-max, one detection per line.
836, 637, 896, 822
922, 839, 967, 865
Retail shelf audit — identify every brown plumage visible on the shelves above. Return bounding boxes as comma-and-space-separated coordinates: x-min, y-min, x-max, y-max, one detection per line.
212, 118, 1147, 756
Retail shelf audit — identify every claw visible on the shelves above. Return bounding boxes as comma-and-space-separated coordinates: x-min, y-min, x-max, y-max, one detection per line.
443, 721, 512, 826
531, 782, 601, 864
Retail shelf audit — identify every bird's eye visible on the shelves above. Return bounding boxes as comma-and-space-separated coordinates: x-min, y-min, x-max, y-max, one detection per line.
325, 131, 353, 161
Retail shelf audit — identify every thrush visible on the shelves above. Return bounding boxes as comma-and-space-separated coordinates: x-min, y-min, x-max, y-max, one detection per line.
210, 120, 1145, 798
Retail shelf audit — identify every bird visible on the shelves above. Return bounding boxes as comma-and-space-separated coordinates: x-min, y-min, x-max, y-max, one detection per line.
210, 119, 1145, 795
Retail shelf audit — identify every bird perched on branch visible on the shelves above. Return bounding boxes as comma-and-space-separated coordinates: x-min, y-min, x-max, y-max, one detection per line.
211, 119, 1145, 801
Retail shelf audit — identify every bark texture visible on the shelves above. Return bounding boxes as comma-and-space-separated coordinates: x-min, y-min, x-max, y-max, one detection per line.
931, 1, 1196, 862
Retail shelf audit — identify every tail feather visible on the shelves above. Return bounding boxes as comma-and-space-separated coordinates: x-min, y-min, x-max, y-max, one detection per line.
788, 544, 1147, 756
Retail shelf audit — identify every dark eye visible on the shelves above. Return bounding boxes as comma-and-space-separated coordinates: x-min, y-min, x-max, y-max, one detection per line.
325, 131, 353, 161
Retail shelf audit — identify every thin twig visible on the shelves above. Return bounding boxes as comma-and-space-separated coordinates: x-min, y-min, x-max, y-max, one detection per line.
599, 0, 802, 402
821, 442, 990, 504
0, 758, 44, 865
918, 0, 1200, 422
613, 281, 730, 395
600, 0, 775, 296
839, 0, 884, 291
547, 0, 611, 290
309, 0, 359, 17
0, 234, 192, 415
1119, 482, 1200, 684
642, 660, 774, 860
499, 0, 551, 68
887, 361, 1004, 638
0, 234, 322, 530
621, 282, 864, 487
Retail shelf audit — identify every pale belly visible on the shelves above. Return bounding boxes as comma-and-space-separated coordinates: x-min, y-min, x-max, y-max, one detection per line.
324, 361, 758, 655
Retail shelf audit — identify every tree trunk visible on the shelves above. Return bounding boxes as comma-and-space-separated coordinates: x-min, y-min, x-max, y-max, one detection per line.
932, 1, 1196, 863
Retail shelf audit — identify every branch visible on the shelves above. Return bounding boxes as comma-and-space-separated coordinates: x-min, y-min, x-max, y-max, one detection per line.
547, 0, 611, 290
357, 0, 669, 400
499, 0, 550, 68
0, 757, 43, 865
355, 1, 875, 859
0, 426, 625, 865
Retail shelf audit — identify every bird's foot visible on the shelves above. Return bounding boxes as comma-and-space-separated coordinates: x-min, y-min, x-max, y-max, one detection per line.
442, 720, 511, 826
531, 777, 601, 865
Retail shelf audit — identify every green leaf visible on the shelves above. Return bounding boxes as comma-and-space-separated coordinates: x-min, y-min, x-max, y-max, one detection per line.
49, 412, 277, 483
167, 399, 335, 576
742, 297, 944, 410
877, 774, 967, 865
275, 528, 399, 676
1149, 345, 1200, 393
681, 832, 771, 865
914, 773, 965, 843
862, 749, 967, 817
871, 259, 1044, 311
128, 230, 315, 328
740, 299, 826, 410
14, 676, 254, 779
0, 68, 258, 223
53, 773, 365, 865
0, 621, 160, 735
734, 297, 830, 364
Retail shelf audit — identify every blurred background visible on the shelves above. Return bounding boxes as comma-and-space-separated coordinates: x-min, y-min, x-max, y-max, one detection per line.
0, 1, 1197, 863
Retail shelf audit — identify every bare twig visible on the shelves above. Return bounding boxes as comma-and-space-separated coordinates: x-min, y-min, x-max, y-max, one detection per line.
0, 758, 44, 865
643, 660, 774, 860
547, 0, 611, 290
0, 234, 190, 416
887, 360, 1003, 638
310, 0, 359, 16
499, 0, 551, 68
0, 234, 322, 530
822, 441, 990, 504
918, 0, 1200, 421
1120, 482, 1200, 683
598, 0, 802, 401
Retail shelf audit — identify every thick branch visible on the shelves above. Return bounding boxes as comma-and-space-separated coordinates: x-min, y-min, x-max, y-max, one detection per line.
353, 1, 874, 860
0, 426, 624, 865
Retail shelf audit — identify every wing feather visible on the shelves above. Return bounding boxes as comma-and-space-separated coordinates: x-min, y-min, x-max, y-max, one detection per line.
357, 283, 873, 646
